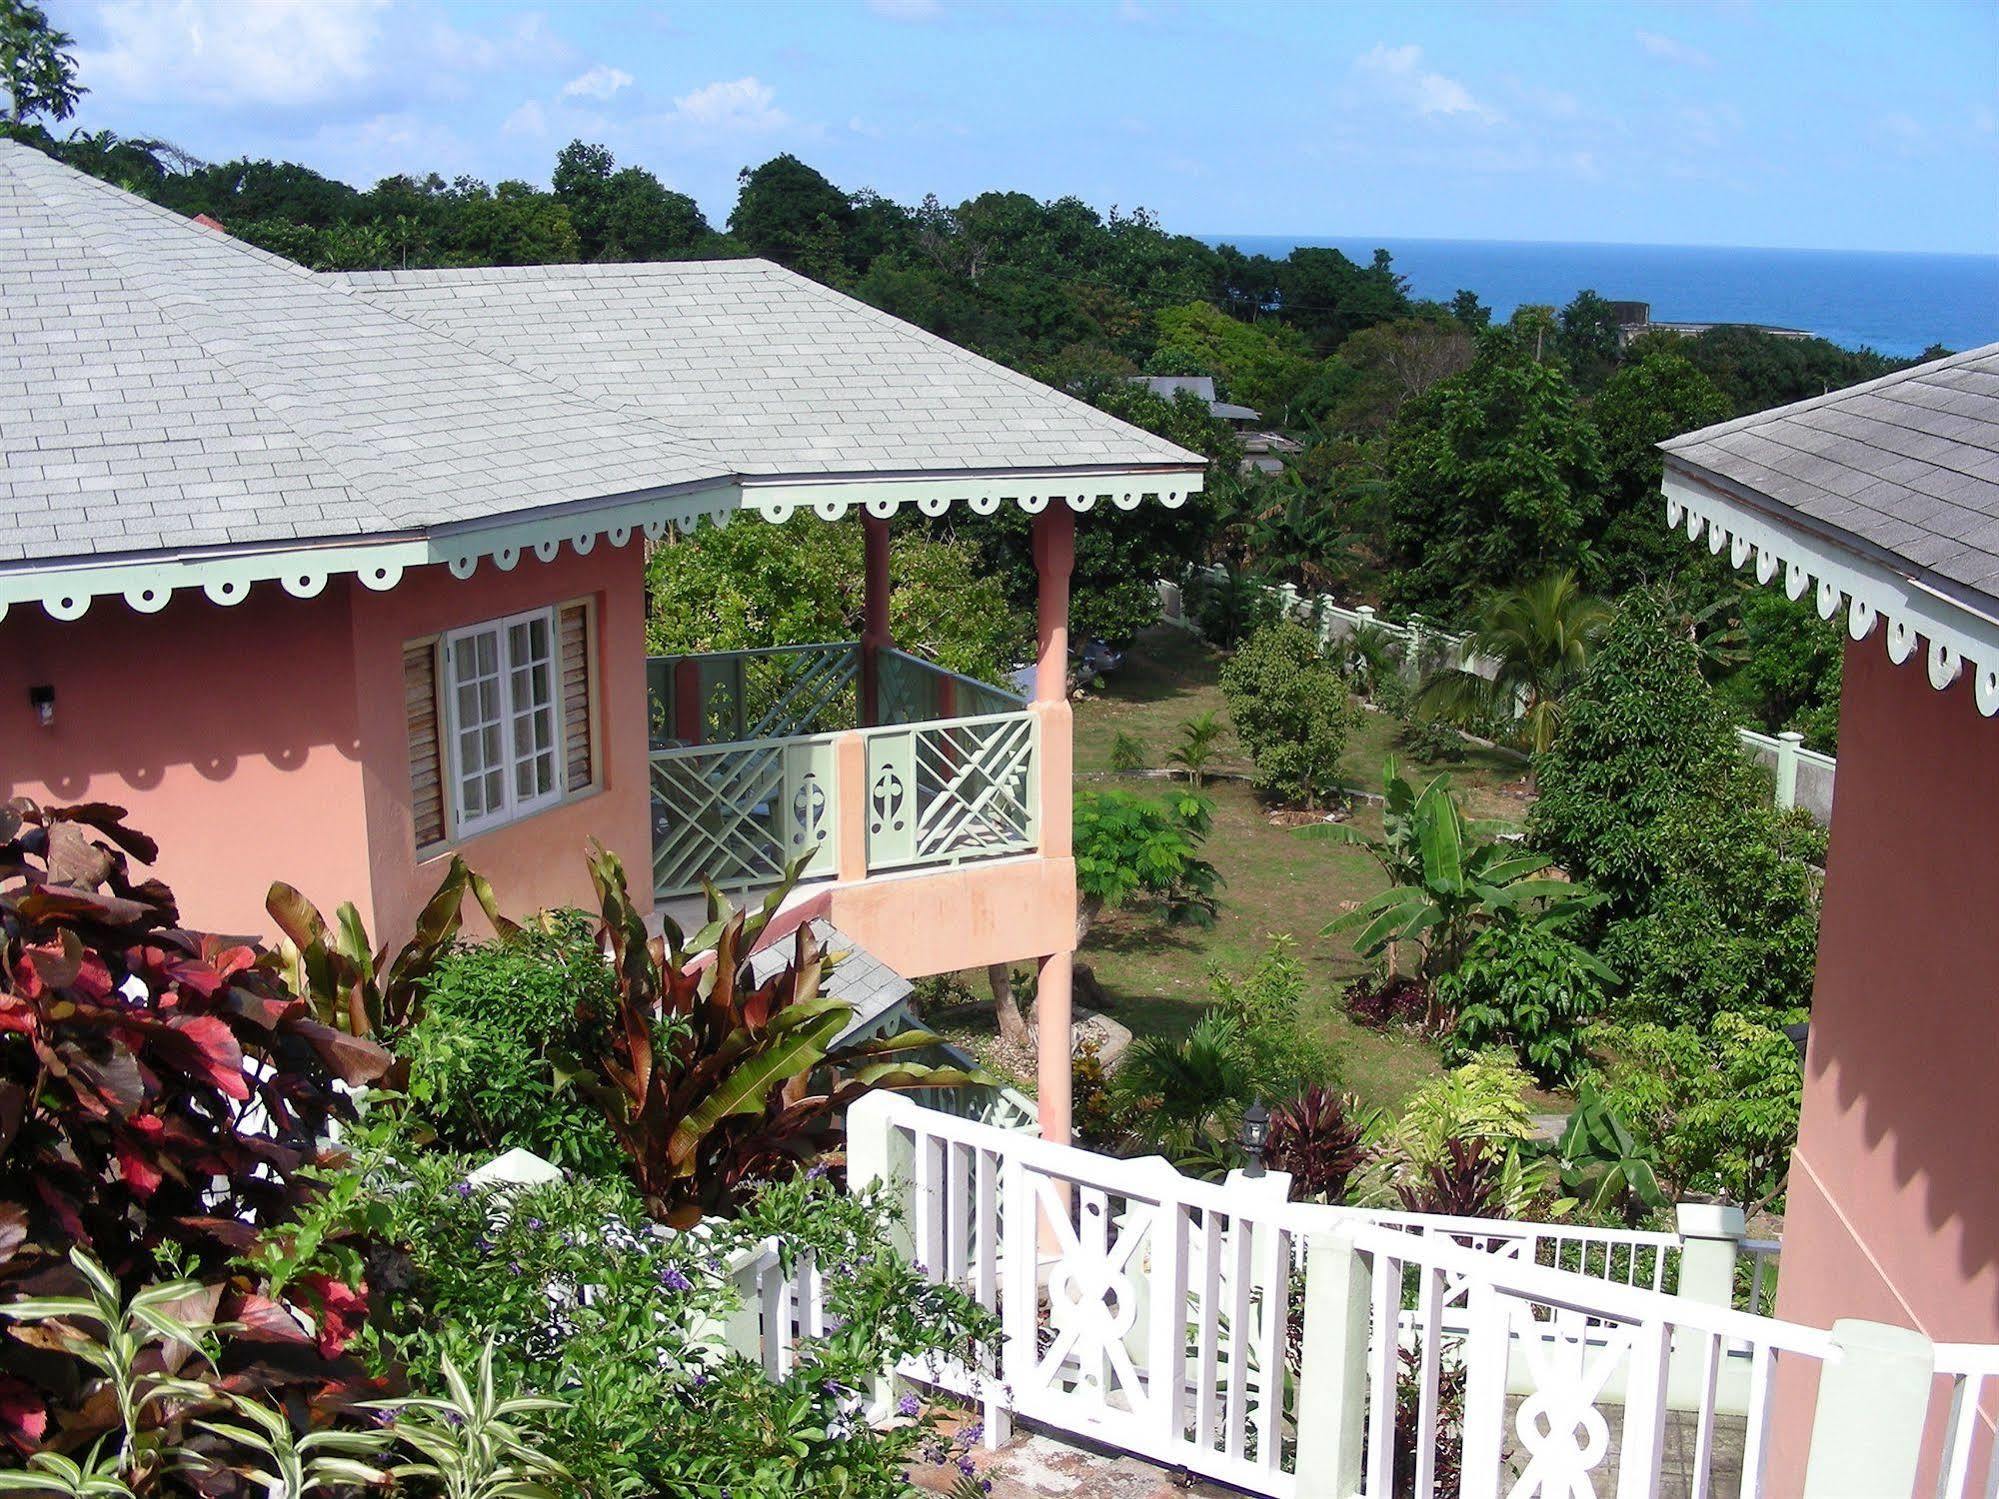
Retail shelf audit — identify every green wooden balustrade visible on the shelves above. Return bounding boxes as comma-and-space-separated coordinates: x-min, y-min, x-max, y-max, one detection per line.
647, 645, 1036, 899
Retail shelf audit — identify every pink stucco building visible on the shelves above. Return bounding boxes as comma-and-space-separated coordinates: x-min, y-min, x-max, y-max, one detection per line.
1662, 344, 1999, 1491
0, 140, 1206, 1136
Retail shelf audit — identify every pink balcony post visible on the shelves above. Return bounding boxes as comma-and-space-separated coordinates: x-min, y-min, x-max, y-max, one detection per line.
1032, 505, 1076, 1145
860, 514, 891, 726
672, 657, 704, 746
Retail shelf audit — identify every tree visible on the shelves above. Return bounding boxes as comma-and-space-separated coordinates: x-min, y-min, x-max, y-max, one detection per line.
1555, 289, 1622, 391
1272, 245, 1411, 352
729, 153, 853, 279
1381, 330, 1606, 617
1418, 570, 1612, 759
1448, 289, 1491, 329
1529, 588, 1756, 922
1218, 621, 1361, 808
553, 139, 709, 261
2, 0, 80, 127
1330, 317, 1476, 432
1589, 348, 1731, 589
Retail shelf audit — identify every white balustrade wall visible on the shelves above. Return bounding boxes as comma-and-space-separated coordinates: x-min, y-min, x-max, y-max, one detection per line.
1159, 569, 1836, 825
843, 1093, 1995, 1499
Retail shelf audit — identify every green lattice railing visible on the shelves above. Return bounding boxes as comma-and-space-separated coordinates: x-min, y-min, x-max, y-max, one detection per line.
647, 646, 1036, 899
860, 711, 1039, 872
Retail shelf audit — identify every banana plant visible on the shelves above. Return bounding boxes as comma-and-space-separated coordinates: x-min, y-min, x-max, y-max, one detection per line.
581, 842, 986, 1224
266, 855, 515, 1036
1555, 1079, 1670, 1223
1320, 761, 1591, 993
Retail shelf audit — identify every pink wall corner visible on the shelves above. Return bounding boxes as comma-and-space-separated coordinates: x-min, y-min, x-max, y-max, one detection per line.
1764, 637, 1999, 1494
0, 584, 375, 938
825, 854, 1077, 979
346, 540, 655, 945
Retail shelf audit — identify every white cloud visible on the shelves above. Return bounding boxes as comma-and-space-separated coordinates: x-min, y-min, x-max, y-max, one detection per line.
78, 0, 390, 108
1353, 44, 1499, 123
1676, 102, 1742, 149
867, 0, 941, 18
668, 76, 789, 133
1637, 30, 1714, 68
847, 115, 885, 138
502, 100, 547, 137
561, 64, 634, 102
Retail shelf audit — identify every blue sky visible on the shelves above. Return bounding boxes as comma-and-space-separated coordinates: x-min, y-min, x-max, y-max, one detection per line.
49, 0, 1999, 254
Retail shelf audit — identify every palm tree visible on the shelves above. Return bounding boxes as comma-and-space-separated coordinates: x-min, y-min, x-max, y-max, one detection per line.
1418, 570, 1611, 762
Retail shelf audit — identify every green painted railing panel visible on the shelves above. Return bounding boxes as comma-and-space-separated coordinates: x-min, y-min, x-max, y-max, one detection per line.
648, 643, 859, 749
862, 710, 1039, 873
649, 733, 840, 898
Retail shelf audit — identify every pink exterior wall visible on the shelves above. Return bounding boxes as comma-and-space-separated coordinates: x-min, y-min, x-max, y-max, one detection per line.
2, 585, 375, 937
1767, 637, 1999, 1492
1, 539, 654, 947
347, 541, 654, 944
825, 855, 1077, 978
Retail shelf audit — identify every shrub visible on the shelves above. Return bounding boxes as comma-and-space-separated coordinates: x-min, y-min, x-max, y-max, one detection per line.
1266, 1087, 1369, 1201
1073, 788, 1222, 934
1347, 1055, 1551, 1217
396, 909, 623, 1175
1396, 1137, 1506, 1218
580, 847, 978, 1224
1555, 1078, 1670, 1223
1599, 795, 1821, 1028
1207, 937, 1340, 1101
1342, 972, 1431, 1031
0, 800, 389, 1290
1168, 709, 1226, 788
1584, 1012, 1802, 1203
1108, 729, 1148, 771
1437, 917, 1616, 1085
364, 1159, 996, 1499
1219, 621, 1361, 807
1530, 588, 1753, 922
1192, 566, 1282, 648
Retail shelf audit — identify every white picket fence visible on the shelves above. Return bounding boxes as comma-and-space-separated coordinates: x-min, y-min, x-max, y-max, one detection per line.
838, 1094, 1995, 1499
1159, 568, 1837, 825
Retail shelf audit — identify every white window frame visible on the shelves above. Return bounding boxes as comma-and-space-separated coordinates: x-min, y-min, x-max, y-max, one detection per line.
440, 605, 566, 838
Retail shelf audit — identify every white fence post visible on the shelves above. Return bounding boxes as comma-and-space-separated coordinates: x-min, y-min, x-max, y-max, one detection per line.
847, 1092, 914, 1260
1774, 730, 1804, 810
1293, 1230, 1373, 1498
1801, 1319, 1934, 1497
1670, 1201, 1746, 1410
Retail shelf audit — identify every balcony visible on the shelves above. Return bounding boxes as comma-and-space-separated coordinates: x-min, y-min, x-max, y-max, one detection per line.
645, 642, 1040, 900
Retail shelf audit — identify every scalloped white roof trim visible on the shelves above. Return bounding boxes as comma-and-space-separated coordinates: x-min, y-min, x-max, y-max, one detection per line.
0, 468, 1202, 623
1664, 473, 1999, 718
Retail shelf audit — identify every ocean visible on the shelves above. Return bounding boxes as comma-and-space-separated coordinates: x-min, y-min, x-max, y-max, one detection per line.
1205, 235, 1999, 359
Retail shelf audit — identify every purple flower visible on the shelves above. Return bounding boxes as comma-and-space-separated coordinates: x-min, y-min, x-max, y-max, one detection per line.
957, 1454, 977, 1477
452, 1180, 474, 1199
658, 1265, 693, 1292
692, 1371, 709, 1389
896, 1394, 920, 1418
806, 1163, 829, 1180
525, 1217, 543, 1231
962, 1422, 983, 1445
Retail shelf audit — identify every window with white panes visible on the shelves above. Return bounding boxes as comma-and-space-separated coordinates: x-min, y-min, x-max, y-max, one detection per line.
442, 607, 562, 834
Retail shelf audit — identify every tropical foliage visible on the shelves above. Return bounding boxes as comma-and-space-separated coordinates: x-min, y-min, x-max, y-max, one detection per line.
1218, 620, 1361, 807
1437, 916, 1617, 1085
1417, 571, 1612, 758
580, 846, 979, 1224
1072, 787, 1222, 935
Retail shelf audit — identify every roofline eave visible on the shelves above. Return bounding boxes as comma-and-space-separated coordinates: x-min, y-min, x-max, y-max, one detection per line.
1662, 460, 1999, 718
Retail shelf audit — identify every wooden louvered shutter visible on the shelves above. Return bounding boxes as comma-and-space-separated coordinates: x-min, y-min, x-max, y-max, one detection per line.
558, 599, 596, 793
404, 638, 447, 848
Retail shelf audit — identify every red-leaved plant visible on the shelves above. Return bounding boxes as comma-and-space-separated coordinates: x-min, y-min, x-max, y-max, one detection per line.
1266, 1087, 1370, 1202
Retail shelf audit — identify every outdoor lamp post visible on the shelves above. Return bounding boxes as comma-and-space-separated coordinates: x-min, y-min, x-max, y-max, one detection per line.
1240, 1100, 1270, 1179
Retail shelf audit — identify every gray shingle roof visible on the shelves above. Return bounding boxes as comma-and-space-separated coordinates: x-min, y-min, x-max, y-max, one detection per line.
1662, 343, 1999, 609
339, 263, 1198, 476
0, 140, 1199, 576
0, 140, 723, 566
747, 919, 912, 1044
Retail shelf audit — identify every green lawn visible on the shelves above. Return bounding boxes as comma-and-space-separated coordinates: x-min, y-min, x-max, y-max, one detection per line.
911, 626, 1530, 1116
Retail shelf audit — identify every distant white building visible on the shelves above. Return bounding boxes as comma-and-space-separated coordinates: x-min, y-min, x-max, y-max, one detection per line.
1129, 375, 1302, 473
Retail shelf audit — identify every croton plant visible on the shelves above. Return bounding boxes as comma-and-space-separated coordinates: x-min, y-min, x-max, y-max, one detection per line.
0, 799, 395, 1458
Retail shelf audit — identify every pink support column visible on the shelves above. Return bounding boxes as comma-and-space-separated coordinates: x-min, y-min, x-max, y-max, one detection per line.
860, 514, 891, 726
1031, 505, 1077, 1145
672, 658, 704, 746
